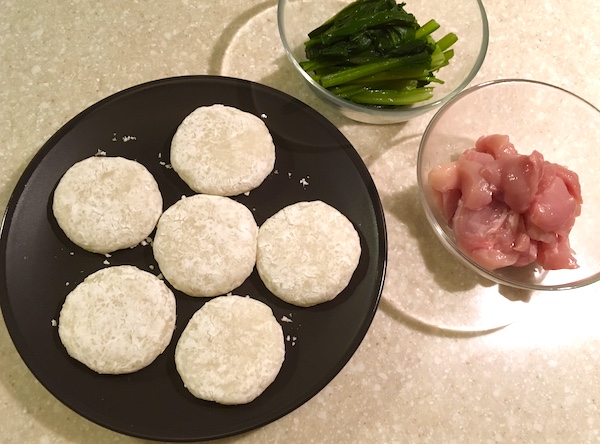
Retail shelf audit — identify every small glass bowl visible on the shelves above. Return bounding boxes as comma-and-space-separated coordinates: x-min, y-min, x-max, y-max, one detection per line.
417, 79, 600, 291
277, 0, 489, 124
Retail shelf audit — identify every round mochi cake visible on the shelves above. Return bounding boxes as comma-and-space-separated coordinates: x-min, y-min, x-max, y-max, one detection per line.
153, 194, 258, 297
58, 265, 176, 375
257, 200, 361, 307
52, 156, 163, 254
175, 295, 285, 405
170, 104, 275, 196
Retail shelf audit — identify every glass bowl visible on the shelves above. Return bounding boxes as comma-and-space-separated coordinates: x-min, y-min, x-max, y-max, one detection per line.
277, 0, 489, 124
417, 79, 600, 291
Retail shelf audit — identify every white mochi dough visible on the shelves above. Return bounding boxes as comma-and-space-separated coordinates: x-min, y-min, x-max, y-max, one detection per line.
175, 295, 285, 405
257, 200, 361, 307
52, 156, 163, 254
170, 104, 275, 196
152, 194, 258, 297
58, 265, 176, 374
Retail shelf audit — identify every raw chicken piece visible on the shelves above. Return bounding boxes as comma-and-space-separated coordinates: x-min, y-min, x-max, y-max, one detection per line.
511, 220, 539, 267
431, 188, 461, 224
429, 162, 461, 223
457, 159, 492, 210
490, 150, 544, 213
526, 171, 579, 238
475, 134, 517, 158
460, 148, 495, 165
555, 163, 583, 205
452, 199, 537, 269
537, 235, 578, 270
428, 151, 494, 216
429, 162, 459, 192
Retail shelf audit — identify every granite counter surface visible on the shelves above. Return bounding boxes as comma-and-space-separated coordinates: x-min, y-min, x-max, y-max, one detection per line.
1, 0, 600, 443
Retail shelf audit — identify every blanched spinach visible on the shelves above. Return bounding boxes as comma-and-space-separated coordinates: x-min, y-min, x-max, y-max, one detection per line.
300, 0, 457, 108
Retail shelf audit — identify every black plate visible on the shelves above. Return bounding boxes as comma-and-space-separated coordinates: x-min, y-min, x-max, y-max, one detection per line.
0, 76, 387, 442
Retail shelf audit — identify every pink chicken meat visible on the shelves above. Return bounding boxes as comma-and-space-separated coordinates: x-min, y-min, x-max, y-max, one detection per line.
429, 135, 582, 270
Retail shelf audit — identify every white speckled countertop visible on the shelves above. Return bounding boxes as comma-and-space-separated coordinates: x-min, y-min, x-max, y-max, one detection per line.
2, 0, 600, 443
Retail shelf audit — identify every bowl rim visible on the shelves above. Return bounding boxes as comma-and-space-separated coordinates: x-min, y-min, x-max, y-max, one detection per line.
417, 78, 600, 291
276, 0, 490, 118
